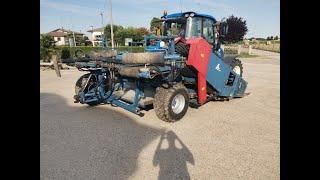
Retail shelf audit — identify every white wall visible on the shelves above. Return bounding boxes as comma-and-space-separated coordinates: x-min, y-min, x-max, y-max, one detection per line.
91, 31, 103, 47
54, 36, 66, 46
92, 32, 103, 41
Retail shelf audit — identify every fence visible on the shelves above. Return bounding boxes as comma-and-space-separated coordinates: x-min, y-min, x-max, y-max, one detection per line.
252, 43, 280, 53
222, 45, 252, 55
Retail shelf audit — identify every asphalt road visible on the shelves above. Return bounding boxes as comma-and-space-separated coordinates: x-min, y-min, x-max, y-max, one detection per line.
40, 52, 280, 180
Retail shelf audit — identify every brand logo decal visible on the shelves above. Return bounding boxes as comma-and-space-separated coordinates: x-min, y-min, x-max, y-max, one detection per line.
215, 64, 221, 71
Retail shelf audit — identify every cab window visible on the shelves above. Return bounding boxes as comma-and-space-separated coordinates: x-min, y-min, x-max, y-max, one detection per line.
202, 18, 214, 44
185, 17, 202, 38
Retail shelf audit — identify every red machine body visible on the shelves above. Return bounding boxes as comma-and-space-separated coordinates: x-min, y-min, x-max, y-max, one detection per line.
186, 38, 212, 104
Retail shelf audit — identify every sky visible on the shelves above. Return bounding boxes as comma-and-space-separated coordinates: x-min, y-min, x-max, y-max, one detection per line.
40, 0, 280, 39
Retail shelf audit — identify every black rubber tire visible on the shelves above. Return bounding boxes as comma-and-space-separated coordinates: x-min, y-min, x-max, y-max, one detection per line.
75, 49, 85, 58
154, 84, 189, 122
175, 42, 190, 57
75, 73, 90, 94
229, 58, 243, 77
75, 73, 99, 106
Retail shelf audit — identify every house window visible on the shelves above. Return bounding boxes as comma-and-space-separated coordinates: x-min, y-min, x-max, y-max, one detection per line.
57, 37, 61, 41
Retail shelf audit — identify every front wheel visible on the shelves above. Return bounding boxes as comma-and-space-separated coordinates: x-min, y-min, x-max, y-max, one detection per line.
154, 84, 189, 122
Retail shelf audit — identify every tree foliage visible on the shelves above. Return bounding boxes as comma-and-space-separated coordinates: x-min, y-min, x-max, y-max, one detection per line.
150, 17, 162, 32
103, 25, 150, 46
40, 34, 55, 62
104, 24, 124, 46
137, 27, 151, 37
223, 15, 248, 43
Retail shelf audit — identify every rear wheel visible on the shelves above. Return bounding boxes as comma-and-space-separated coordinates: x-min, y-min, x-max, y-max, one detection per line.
154, 84, 189, 122
75, 73, 99, 106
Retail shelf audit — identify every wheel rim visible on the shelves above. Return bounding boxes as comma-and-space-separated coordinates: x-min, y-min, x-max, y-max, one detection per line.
171, 94, 185, 114
233, 66, 241, 75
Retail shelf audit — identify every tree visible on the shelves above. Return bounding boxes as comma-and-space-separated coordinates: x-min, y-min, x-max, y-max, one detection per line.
40, 34, 55, 62
136, 27, 151, 41
83, 36, 92, 46
270, 36, 274, 40
75, 35, 89, 46
104, 24, 124, 46
150, 17, 162, 33
274, 36, 279, 40
115, 27, 139, 46
223, 15, 248, 43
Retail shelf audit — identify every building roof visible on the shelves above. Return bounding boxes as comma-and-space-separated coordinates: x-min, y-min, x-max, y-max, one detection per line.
47, 28, 84, 37
47, 32, 66, 37
87, 27, 104, 33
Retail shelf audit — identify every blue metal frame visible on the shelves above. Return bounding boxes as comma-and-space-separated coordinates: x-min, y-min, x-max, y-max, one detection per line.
75, 11, 248, 116
105, 80, 144, 114
161, 11, 217, 23
206, 53, 248, 97
77, 69, 146, 115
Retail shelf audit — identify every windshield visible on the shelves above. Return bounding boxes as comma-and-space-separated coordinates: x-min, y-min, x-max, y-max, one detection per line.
185, 17, 202, 39
163, 16, 215, 44
163, 18, 187, 37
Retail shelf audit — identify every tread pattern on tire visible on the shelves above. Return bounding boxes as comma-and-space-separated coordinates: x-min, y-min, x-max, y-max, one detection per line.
175, 42, 190, 57
230, 58, 243, 77
154, 83, 189, 122
75, 73, 90, 94
75, 73, 99, 106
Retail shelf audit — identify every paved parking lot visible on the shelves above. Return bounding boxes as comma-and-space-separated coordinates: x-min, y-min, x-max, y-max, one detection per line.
40, 50, 280, 179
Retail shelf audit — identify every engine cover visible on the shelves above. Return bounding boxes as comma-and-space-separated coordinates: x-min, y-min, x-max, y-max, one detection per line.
186, 38, 212, 104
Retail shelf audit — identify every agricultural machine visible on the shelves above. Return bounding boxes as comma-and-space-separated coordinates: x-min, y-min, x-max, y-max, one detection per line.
73, 11, 248, 122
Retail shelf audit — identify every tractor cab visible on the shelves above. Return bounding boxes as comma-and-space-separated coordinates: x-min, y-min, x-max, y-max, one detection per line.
160, 11, 227, 50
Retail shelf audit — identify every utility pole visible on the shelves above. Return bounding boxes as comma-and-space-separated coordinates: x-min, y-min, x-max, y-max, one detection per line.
100, 12, 104, 27
90, 26, 94, 47
108, 0, 114, 49
73, 31, 76, 47
100, 11, 106, 48
70, 16, 76, 47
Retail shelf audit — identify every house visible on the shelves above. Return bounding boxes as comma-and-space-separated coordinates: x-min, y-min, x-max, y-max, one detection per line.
47, 28, 84, 46
87, 27, 104, 47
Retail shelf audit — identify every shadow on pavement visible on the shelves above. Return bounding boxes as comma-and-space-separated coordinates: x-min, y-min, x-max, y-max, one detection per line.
153, 130, 195, 180
40, 92, 163, 180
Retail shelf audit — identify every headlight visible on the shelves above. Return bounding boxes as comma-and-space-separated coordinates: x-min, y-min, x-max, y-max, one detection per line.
190, 13, 195, 17
159, 41, 165, 47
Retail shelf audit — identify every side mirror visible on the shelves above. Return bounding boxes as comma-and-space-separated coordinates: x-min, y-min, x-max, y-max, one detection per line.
219, 22, 228, 37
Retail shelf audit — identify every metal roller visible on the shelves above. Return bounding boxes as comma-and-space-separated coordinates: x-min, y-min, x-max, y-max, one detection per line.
122, 52, 164, 64
88, 50, 118, 59
118, 67, 143, 78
